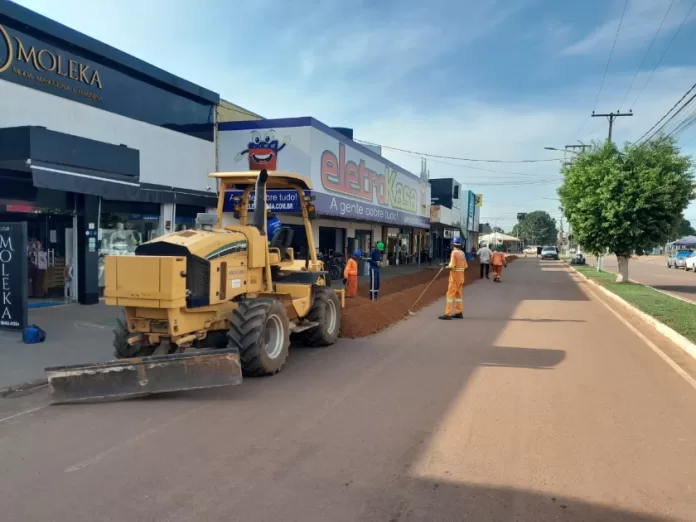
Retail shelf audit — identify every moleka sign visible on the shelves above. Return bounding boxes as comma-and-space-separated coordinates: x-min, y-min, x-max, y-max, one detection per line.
0, 222, 28, 331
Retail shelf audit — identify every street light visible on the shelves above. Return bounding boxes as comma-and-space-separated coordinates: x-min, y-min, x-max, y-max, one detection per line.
544, 146, 580, 155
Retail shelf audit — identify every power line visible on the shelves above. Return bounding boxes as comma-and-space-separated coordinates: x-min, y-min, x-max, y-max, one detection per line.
632, 0, 696, 108
574, 0, 630, 140
620, 0, 676, 109
425, 157, 562, 178
642, 91, 696, 144
593, 0, 630, 113
354, 140, 563, 163
635, 81, 696, 143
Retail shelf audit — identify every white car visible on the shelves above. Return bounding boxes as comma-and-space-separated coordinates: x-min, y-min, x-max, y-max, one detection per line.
523, 246, 538, 254
685, 252, 696, 271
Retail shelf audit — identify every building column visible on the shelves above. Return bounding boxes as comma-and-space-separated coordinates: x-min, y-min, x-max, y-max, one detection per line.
76, 194, 100, 305
160, 203, 175, 236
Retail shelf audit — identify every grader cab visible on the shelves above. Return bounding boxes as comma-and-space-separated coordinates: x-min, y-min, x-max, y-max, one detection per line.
45, 169, 344, 403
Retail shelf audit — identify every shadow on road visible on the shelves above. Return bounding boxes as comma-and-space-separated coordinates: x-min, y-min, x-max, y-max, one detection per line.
364, 478, 684, 521
653, 284, 696, 296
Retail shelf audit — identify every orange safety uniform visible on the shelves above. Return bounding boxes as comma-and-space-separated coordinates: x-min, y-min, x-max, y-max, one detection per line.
344, 258, 359, 297
491, 251, 506, 281
444, 248, 468, 316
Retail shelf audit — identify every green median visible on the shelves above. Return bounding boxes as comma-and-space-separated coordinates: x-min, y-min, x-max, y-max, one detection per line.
572, 264, 696, 343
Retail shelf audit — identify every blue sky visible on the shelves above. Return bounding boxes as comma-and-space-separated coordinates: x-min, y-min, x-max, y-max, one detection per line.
13, 0, 696, 229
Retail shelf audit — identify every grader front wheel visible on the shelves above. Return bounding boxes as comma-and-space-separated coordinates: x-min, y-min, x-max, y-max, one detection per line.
227, 299, 290, 376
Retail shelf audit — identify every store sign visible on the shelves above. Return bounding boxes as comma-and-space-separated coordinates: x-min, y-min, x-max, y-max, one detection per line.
467, 191, 476, 232
0, 24, 103, 102
217, 120, 431, 228
313, 192, 429, 227
223, 190, 310, 213
0, 222, 28, 331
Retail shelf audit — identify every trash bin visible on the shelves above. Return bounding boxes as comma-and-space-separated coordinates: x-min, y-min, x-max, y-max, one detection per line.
465, 252, 472, 261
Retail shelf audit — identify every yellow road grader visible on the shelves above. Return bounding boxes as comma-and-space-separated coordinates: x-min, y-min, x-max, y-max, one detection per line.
45, 169, 344, 403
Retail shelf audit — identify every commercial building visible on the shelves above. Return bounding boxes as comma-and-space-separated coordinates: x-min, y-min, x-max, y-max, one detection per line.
429, 178, 482, 257
218, 117, 431, 264
0, 1, 219, 304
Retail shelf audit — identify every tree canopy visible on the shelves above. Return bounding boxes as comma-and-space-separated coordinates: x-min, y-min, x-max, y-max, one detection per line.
673, 217, 696, 239
558, 136, 693, 281
511, 210, 558, 245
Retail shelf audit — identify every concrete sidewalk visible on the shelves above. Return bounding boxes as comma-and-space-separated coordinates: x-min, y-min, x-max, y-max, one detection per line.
0, 303, 117, 391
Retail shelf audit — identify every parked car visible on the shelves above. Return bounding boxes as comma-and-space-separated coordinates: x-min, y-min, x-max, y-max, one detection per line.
667, 250, 693, 269
523, 246, 538, 255
684, 252, 696, 271
541, 245, 559, 260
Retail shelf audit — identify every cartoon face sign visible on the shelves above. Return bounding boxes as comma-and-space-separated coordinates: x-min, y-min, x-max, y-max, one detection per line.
234, 129, 291, 171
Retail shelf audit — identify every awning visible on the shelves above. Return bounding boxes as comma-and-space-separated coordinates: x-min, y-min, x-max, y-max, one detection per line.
29, 159, 140, 200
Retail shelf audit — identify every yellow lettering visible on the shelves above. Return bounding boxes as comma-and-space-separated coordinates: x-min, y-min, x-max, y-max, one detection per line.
386, 168, 396, 208
68, 59, 78, 80
37, 49, 56, 71
15, 38, 38, 69
56, 54, 67, 77
90, 69, 102, 89
78, 63, 90, 83
2, 25, 104, 96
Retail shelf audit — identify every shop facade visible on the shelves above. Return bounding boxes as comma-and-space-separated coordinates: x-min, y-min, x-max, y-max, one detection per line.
217, 117, 431, 264
0, 2, 219, 304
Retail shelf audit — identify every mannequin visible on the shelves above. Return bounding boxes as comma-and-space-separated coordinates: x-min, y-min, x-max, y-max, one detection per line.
109, 222, 132, 254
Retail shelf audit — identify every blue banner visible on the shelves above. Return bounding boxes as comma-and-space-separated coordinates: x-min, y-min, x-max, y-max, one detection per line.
223, 190, 310, 213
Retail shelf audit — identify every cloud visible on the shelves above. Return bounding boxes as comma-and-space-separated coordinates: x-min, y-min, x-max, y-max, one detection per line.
561, 0, 696, 56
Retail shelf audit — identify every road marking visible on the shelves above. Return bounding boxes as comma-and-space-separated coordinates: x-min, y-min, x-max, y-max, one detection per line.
0, 406, 46, 424
575, 273, 696, 391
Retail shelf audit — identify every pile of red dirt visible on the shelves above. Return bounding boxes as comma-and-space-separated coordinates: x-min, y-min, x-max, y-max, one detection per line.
340, 260, 480, 338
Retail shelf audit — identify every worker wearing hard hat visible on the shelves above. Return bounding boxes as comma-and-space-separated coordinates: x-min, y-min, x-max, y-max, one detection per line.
369, 241, 385, 301
439, 236, 468, 320
491, 244, 507, 282
344, 249, 361, 298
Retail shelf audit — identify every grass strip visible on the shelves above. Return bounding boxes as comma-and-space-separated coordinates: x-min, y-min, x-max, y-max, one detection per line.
573, 264, 696, 343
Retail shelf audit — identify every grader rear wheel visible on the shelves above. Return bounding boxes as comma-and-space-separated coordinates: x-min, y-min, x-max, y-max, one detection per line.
227, 299, 290, 376
113, 312, 155, 359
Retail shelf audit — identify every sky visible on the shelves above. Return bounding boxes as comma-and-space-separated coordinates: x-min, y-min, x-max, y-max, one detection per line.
12, 0, 696, 230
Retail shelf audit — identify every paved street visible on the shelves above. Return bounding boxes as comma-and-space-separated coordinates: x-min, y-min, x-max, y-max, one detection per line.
596, 255, 696, 303
1, 259, 696, 521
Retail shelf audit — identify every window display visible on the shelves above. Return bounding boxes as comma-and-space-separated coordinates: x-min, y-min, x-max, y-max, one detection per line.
98, 211, 160, 288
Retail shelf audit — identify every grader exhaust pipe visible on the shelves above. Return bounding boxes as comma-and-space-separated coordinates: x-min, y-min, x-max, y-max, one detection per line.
253, 169, 269, 234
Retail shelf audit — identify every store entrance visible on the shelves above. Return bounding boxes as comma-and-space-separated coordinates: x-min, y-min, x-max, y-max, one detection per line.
0, 208, 77, 305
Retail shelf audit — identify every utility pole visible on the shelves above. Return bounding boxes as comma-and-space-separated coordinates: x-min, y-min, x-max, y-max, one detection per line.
591, 110, 633, 143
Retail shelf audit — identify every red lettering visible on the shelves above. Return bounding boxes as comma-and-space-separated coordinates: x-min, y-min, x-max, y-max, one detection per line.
321, 150, 339, 191
320, 143, 383, 203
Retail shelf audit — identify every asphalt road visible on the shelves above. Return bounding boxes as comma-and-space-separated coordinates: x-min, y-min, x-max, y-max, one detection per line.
596, 255, 696, 303
1, 259, 696, 522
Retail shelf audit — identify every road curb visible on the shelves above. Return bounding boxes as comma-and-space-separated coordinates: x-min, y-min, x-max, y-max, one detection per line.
568, 265, 696, 362
0, 378, 48, 398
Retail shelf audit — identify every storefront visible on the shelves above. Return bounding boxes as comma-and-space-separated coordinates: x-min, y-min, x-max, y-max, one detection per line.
429, 204, 463, 262
217, 117, 431, 263
0, 2, 219, 304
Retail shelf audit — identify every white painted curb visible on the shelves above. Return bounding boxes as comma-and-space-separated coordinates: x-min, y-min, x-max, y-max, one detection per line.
568, 265, 696, 362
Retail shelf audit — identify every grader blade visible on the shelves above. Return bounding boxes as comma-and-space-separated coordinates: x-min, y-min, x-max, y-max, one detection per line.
45, 348, 242, 404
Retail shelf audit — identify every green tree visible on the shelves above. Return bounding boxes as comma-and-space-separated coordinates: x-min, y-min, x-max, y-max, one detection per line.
558, 136, 693, 283
510, 210, 558, 245
673, 217, 696, 239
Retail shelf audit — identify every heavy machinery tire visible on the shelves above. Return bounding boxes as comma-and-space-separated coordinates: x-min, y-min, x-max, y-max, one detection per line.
113, 312, 155, 359
329, 264, 342, 281
227, 299, 290, 376
298, 286, 341, 347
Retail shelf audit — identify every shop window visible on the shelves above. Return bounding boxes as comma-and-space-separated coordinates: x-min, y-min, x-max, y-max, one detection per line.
98, 208, 160, 288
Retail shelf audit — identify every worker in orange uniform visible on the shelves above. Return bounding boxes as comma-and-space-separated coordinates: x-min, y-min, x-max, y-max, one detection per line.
491, 244, 507, 282
439, 236, 467, 320
343, 249, 361, 298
